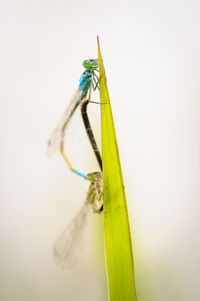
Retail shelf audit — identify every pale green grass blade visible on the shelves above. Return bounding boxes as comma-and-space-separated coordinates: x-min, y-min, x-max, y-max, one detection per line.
97, 37, 138, 301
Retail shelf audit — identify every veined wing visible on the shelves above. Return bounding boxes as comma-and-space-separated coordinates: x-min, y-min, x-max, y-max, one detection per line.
53, 201, 90, 270
47, 89, 82, 157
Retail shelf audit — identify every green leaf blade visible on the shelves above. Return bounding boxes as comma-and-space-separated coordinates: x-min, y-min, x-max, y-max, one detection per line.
97, 37, 138, 301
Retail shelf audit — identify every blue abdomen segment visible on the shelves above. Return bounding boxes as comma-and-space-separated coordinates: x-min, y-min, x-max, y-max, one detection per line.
78, 70, 92, 102
71, 168, 87, 179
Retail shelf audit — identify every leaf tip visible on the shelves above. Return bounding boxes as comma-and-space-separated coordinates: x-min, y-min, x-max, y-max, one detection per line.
97, 35, 100, 47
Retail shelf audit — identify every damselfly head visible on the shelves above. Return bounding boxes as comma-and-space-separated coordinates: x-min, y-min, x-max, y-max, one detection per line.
86, 171, 102, 182
83, 59, 98, 70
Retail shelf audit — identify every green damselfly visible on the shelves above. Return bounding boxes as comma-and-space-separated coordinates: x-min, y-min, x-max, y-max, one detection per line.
53, 171, 103, 269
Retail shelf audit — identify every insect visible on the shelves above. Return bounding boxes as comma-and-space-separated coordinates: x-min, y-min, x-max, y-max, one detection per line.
47, 59, 101, 179
47, 59, 104, 269
53, 171, 103, 269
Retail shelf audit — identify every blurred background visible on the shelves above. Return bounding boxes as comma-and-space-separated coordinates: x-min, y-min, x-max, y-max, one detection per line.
0, 0, 200, 300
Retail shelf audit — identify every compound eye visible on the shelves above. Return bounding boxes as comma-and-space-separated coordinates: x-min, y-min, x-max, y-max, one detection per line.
91, 61, 99, 68
83, 60, 91, 69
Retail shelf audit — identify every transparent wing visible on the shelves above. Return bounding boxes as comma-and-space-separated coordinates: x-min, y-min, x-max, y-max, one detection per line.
53, 201, 90, 270
47, 88, 82, 157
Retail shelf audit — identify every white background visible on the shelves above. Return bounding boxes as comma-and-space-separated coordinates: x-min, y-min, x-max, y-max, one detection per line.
0, 0, 200, 300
